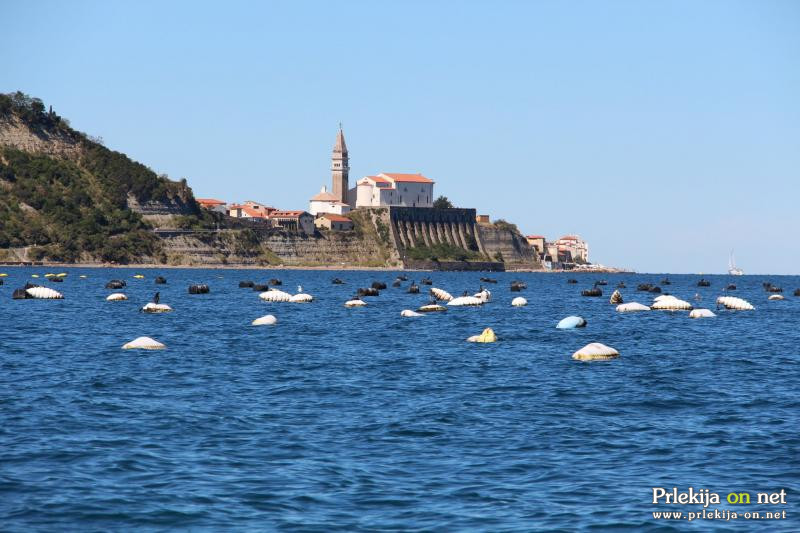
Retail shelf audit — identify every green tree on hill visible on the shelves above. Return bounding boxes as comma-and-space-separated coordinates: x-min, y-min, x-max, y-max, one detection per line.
433, 196, 454, 209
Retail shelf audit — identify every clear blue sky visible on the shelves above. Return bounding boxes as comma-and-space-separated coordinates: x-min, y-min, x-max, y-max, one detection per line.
2, 0, 798, 273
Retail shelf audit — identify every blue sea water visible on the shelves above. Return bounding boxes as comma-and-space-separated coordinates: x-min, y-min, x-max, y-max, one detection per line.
0, 268, 798, 532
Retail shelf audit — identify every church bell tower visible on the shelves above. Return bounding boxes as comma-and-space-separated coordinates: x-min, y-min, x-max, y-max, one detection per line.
331, 125, 349, 204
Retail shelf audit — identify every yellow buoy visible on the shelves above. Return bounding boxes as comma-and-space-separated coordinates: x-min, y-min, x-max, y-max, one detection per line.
44, 273, 55, 278
133, 274, 145, 279
31, 274, 40, 278
56, 273, 67, 277
467, 328, 497, 343
0, 273, 8, 277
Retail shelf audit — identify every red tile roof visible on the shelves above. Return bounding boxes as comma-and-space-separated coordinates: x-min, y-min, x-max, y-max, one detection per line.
527, 235, 545, 239
241, 207, 268, 218
269, 210, 308, 218
319, 214, 352, 222
197, 198, 226, 206
381, 173, 434, 183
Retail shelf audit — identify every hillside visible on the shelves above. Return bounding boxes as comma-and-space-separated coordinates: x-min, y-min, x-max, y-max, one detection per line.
0, 92, 206, 263
0, 92, 540, 270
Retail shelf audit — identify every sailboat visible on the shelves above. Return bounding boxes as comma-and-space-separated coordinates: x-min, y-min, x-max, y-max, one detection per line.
728, 250, 744, 276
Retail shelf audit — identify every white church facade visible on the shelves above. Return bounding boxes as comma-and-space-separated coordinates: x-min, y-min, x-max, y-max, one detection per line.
352, 173, 434, 208
309, 127, 436, 215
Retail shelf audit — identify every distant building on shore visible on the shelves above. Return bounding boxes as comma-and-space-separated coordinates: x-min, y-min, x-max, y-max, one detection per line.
268, 210, 314, 234
315, 213, 354, 231
526, 233, 589, 269
555, 235, 589, 263
227, 201, 276, 220
309, 187, 351, 216
196, 198, 227, 213
309, 127, 436, 215
525, 235, 545, 254
353, 173, 434, 208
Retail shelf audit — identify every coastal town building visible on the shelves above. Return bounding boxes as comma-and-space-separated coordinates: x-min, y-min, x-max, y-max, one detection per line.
310, 127, 437, 214
268, 210, 314, 234
555, 235, 589, 263
352, 173, 434, 208
314, 213, 354, 231
525, 235, 545, 254
523, 233, 590, 269
196, 198, 227, 213
476, 214, 491, 224
309, 187, 351, 216
227, 202, 276, 220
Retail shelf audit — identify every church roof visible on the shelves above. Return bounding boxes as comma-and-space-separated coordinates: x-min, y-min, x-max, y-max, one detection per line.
310, 191, 339, 202
333, 127, 347, 155
380, 173, 434, 184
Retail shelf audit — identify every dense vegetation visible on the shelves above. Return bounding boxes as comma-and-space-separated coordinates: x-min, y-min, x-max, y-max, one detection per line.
492, 219, 519, 233
404, 242, 482, 262
0, 91, 206, 263
433, 196, 453, 209
0, 148, 163, 262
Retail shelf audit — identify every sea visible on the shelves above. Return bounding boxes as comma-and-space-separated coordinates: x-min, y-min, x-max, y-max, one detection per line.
1, 268, 798, 532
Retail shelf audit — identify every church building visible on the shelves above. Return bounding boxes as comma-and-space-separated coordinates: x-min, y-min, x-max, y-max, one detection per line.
309, 126, 436, 215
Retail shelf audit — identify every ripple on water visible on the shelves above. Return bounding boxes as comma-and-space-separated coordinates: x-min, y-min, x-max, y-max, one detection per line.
0, 269, 798, 530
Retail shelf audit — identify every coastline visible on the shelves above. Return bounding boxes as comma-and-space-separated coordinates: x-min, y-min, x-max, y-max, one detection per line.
0, 261, 632, 273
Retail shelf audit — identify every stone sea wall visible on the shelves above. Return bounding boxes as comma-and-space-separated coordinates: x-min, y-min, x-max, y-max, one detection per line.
156, 207, 540, 270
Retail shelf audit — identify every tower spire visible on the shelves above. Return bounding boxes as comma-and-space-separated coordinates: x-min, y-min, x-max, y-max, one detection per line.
331, 125, 349, 203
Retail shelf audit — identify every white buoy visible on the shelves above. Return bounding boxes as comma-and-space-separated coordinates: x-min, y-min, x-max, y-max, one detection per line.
716, 296, 755, 310
417, 303, 447, 313
572, 343, 619, 361
259, 290, 292, 302
252, 314, 277, 325
652, 296, 693, 310
106, 293, 128, 301
689, 308, 716, 318
25, 286, 63, 299
289, 293, 313, 303
616, 302, 650, 312
122, 336, 165, 350
474, 289, 491, 302
344, 298, 366, 307
430, 288, 454, 302
447, 296, 483, 307
556, 316, 587, 329
511, 296, 527, 307
141, 302, 173, 313
400, 309, 423, 317
768, 294, 784, 301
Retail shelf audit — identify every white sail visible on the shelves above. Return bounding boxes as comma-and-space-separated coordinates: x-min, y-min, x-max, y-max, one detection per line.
728, 250, 744, 276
